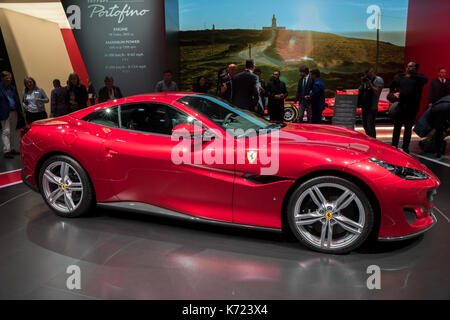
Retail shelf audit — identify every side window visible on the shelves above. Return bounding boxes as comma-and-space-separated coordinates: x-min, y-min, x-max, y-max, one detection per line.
119, 103, 193, 135
82, 107, 119, 128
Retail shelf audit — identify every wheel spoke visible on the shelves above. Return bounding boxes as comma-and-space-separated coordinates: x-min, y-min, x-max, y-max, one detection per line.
335, 190, 355, 212
327, 221, 334, 248
68, 182, 83, 192
335, 215, 362, 234
60, 162, 69, 182
49, 188, 64, 204
44, 170, 61, 185
320, 220, 328, 248
308, 186, 327, 208
295, 212, 323, 226
64, 192, 76, 211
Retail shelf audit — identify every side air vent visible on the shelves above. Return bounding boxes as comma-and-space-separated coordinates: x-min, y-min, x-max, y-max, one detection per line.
242, 174, 293, 185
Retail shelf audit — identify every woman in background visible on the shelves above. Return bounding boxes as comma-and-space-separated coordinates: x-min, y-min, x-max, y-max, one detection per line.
22, 77, 49, 124
66, 73, 88, 112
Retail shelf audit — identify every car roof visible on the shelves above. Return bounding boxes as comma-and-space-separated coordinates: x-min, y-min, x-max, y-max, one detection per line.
69, 92, 196, 119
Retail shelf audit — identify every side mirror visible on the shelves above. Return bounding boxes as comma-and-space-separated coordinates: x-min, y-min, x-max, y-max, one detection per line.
172, 123, 205, 139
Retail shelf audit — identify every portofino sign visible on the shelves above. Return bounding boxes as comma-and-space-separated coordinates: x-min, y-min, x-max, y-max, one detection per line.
89, 4, 150, 24
66, 2, 151, 29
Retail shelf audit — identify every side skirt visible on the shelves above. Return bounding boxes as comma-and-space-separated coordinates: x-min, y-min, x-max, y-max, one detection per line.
97, 202, 282, 233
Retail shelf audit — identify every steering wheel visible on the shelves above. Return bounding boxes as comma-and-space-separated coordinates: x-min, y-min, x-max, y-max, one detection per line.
223, 113, 236, 127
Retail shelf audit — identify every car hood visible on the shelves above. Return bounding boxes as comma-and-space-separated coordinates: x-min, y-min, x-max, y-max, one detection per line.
278, 123, 428, 170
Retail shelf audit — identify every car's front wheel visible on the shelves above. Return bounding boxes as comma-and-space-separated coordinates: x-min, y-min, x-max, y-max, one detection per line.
39, 155, 94, 218
287, 176, 374, 254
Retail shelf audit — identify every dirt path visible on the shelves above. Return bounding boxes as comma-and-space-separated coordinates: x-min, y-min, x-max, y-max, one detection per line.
218, 31, 285, 67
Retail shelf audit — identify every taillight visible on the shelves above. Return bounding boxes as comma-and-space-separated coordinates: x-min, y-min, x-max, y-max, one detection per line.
20, 127, 30, 138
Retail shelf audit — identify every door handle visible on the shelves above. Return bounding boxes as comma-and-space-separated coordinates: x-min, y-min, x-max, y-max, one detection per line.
105, 148, 119, 158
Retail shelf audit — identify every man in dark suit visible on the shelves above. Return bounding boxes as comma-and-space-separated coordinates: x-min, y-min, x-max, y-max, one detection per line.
390, 61, 428, 154
218, 64, 237, 102
231, 59, 259, 112
306, 69, 325, 124
428, 68, 450, 107
0, 71, 23, 158
294, 66, 313, 123
98, 76, 123, 103
266, 70, 288, 122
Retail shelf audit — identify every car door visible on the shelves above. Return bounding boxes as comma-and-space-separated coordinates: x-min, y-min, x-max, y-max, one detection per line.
102, 98, 234, 222
233, 131, 292, 229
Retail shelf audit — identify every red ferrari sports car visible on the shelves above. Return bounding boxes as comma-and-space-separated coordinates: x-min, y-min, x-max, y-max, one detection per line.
20, 93, 439, 254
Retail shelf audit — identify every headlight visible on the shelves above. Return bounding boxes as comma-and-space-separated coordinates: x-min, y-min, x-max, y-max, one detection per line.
370, 158, 429, 180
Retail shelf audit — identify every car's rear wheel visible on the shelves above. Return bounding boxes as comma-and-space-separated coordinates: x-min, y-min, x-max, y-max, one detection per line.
287, 176, 374, 254
39, 155, 94, 218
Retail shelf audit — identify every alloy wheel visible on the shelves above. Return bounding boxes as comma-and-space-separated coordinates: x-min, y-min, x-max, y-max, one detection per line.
42, 161, 84, 214
293, 183, 366, 250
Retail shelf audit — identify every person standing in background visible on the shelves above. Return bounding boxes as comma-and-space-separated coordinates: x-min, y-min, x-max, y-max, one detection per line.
50, 79, 68, 117
66, 73, 88, 112
22, 77, 49, 124
98, 76, 123, 103
155, 70, 179, 92
231, 59, 259, 112
306, 69, 326, 124
218, 64, 237, 102
87, 78, 97, 106
192, 76, 210, 94
358, 68, 384, 138
390, 62, 428, 154
266, 70, 288, 121
294, 66, 313, 123
0, 71, 23, 158
254, 68, 266, 115
428, 68, 450, 107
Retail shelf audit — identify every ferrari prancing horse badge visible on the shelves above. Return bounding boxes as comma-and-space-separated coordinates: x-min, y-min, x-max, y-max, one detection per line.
247, 151, 257, 163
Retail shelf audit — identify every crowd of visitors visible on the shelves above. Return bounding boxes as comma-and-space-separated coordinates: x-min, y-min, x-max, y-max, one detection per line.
0, 59, 449, 159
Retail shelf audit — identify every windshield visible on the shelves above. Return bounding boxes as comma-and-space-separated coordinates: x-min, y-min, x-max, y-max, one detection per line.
177, 95, 284, 138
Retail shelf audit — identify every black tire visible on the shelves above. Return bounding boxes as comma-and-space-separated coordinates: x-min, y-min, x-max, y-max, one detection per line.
284, 105, 299, 123
39, 155, 94, 218
287, 176, 374, 254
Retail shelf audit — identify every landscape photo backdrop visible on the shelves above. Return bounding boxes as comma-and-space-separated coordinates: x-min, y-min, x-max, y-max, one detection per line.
178, 0, 409, 98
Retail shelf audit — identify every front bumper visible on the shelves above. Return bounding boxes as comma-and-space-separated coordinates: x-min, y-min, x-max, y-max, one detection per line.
378, 211, 437, 241
347, 158, 440, 240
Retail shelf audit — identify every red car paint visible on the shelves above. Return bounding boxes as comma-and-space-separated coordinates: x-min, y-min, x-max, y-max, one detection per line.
21, 93, 439, 239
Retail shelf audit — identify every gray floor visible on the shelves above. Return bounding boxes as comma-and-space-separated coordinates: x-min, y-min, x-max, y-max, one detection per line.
0, 129, 21, 172
0, 140, 449, 300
